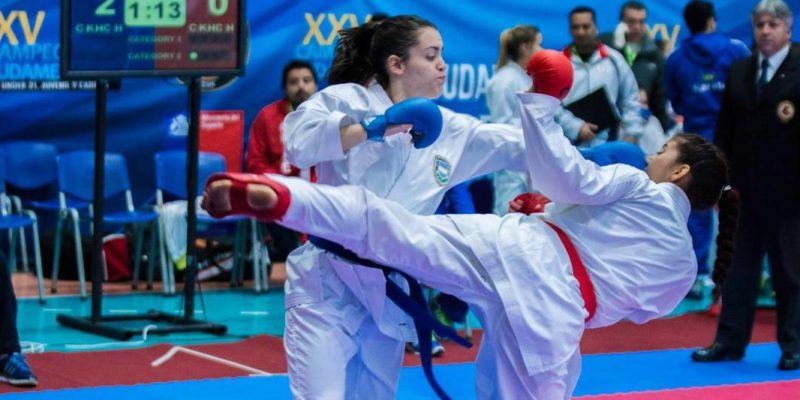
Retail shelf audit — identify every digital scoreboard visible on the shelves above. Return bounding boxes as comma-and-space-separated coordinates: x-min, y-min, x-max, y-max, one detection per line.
61, 0, 244, 78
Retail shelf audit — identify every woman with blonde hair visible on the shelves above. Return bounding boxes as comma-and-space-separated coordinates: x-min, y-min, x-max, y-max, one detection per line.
486, 25, 542, 215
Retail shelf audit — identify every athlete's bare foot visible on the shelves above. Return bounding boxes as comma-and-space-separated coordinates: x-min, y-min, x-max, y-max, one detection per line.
201, 179, 278, 216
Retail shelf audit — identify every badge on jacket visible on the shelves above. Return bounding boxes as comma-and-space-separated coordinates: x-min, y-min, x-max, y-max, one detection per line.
434, 155, 451, 186
777, 100, 795, 123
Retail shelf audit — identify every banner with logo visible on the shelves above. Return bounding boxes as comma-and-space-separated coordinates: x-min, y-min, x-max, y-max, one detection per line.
0, 0, 791, 199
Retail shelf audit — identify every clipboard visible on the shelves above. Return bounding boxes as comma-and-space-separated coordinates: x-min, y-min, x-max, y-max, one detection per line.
564, 88, 620, 132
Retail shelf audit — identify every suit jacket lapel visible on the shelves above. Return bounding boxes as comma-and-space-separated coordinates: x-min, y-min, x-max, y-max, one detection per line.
771, 46, 800, 86
758, 45, 800, 104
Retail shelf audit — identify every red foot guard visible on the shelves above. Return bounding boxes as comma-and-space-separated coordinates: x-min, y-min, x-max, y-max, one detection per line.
203, 173, 291, 221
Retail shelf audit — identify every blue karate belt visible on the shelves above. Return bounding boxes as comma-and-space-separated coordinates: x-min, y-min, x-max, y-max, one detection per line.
308, 235, 472, 400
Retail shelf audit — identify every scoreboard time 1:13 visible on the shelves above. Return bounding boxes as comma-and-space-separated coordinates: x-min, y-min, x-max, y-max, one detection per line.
92, 0, 232, 27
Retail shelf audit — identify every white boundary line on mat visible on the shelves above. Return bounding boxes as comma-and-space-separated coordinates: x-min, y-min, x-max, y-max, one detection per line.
151, 346, 273, 376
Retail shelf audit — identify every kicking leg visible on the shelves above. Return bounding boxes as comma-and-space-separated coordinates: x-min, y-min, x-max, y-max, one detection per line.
203, 173, 497, 301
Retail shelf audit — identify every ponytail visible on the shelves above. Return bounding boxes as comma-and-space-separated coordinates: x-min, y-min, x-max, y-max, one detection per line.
495, 25, 540, 70
327, 15, 437, 87
711, 186, 740, 301
327, 22, 379, 85
496, 29, 512, 69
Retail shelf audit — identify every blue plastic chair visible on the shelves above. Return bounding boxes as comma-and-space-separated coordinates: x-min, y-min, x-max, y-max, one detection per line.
154, 150, 267, 294
2, 141, 90, 211
53, 151, 160, 297
0, 149, 45, 303
2, 141, 91, 277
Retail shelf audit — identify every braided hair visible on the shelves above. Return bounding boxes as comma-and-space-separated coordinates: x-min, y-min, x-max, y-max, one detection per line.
672, 133, 739, 300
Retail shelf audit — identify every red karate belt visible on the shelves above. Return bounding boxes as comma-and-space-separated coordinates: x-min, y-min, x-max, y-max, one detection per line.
511, 193, 597, 321
544, 221, 597, 322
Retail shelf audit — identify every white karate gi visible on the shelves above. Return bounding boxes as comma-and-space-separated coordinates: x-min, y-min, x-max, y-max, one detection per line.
274, 92, 696, 399
486, 62, 535, 216
280, 81, 526, 399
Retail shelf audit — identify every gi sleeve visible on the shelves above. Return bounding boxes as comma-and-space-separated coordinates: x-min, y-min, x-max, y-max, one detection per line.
283, 86, 371, 169
519, 93, 643, 205
445, 109, 527, 185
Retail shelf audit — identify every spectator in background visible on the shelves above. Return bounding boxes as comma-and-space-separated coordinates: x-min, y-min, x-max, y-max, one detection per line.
632, 88, 669, 156
1, 263, 37, 387
246, 59, 318, 177
485, 25, 541, 216
692, 0, 800, 371
557, 6, 645, 148
246, 60, 318, 265
664, 1, 750, 299
600, 1, 671, 131
665, 1, 750, 142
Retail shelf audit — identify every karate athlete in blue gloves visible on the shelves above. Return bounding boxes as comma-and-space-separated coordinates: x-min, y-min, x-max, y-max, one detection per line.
203, 49, 739, 399
268, 15, 527, 400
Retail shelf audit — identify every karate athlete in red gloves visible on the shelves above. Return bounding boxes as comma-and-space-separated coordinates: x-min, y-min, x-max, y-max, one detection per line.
202, 50, 738, 399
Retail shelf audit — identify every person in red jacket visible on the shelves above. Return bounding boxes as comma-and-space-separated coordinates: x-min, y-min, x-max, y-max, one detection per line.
246, 60, 318, 177
246, 60, 318, 266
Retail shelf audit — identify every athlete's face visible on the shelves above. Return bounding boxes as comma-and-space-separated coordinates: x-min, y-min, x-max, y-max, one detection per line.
392, 27, 446, 99
646, 139, 684, 184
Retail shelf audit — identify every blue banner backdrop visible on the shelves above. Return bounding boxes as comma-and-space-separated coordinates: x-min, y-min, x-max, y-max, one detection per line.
1, 0, 798, 201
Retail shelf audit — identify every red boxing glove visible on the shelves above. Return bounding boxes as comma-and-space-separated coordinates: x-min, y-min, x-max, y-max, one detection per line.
508, 193, 551, 215
526, 49, 574, 100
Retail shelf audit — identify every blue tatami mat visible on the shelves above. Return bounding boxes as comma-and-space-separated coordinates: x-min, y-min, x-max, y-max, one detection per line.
0, 376, 292, 400
577, 342, 797, 395
4, 343, 798, 400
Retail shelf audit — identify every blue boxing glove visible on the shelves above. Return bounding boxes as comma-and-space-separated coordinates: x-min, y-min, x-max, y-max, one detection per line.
360, 97, 443, 149
579, 141, 646, 170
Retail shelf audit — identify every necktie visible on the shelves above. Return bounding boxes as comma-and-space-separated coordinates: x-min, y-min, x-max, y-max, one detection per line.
758, 58, 770, 95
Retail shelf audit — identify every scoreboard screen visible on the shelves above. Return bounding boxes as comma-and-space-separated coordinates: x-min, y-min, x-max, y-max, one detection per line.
61, 0, 245, 78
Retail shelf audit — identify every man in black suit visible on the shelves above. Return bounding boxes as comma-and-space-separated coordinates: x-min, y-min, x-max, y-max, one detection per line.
692, 0, 800, 371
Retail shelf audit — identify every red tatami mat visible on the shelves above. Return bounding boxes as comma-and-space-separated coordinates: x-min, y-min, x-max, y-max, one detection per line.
581, 309, 776, 354
2, 335, 287, 393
